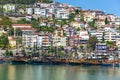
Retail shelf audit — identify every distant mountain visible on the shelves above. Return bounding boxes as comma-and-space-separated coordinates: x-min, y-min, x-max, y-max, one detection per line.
0, 0, 53, 4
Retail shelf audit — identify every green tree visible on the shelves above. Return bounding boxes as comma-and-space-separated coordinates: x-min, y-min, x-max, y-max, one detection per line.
79, 44, 84, 51
88, 21, 94, 27
8, 28, 14, 36
0, 34, 9, 48
88, 19, 97, 30
87, 36, 98, 51
76, 27, 80, 31
80, 11, 84, 22
31, 18, 39, 28
57, 50, 64, 57
102, 32, 105, 42
75, 9, 80, 15
88, 19, 96, 27
0, 16, 12, 26
37, 26, 54, 32
106, 41, 115, 47
16, 28, 22, 36
105, 18, 109, 24
3, 25, 7, 31
5, 50, 13, 56
69, 13, 76, 22
17, 18, 30, 24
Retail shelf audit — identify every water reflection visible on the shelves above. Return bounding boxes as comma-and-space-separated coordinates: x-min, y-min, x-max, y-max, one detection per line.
0, 64, 120, 80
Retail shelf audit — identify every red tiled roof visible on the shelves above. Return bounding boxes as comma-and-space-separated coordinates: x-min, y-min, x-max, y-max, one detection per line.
20, 28, 37, 31
12, 24, 31, 26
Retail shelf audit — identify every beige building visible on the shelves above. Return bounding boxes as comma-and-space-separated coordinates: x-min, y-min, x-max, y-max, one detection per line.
81, 10, 96, 22
81, 10, 105, 22
70, 21, 80, 28
54, 27, 64, 37
8, 36, 16, 48
95, 20, 105, 28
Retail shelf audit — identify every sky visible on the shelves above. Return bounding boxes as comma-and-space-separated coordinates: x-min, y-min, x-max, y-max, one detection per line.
54, 0, 120, 16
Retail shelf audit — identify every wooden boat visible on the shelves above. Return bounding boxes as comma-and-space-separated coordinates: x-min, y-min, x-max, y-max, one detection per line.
51, 58, 69, 65
27, 57, 50, 64
9, 57, 28, 64
51, 58, 83, 65
68, 59, 83, 65
82, 58, 102, 65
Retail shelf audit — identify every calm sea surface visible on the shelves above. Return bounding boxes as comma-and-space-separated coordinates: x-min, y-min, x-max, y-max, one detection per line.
0, 64, 120, 80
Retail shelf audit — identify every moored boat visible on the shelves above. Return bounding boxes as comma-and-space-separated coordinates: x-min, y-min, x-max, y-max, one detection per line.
102, 60, 120, 67
27, 57, 50, 64
0, 58, 5, 64
51, 58, 68, 65
9, 57, 28, 64
82, 58, 102, 65
68, 59, 83, 65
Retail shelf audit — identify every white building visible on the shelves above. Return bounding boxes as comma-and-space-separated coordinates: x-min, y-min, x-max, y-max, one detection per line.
90, 31, 103, 41
52, 36, 67, 46
41, 34, 52, 47
39, 8, 47, 18
26, 7, 34, 15
3, 4, 16, 12
34, 7, 41, 15
95, 20, 105, 28
104, 31, 117, 42
77, 30, 89, 40
22, 33, 38, 48
55, 9, 69, 19
22, 33, 52, 48
110, 17, 120, 28
106, 14, 116, 22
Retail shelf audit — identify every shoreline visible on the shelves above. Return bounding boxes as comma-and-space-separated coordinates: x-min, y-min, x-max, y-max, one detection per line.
1, 57, 120, 67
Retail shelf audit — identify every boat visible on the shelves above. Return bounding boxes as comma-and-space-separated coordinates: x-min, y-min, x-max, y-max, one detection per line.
68, 58, 83, 65
9, 57, 28, 64
50, 58, 65, 65
102, 60, 120, 67
50, 58, 83, 65
27, 57, 50, 64
0, 58, 5, 64
82, 58, 102, 65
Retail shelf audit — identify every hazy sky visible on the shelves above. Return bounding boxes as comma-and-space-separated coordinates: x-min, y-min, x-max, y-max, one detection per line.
54, 0, 120, 16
